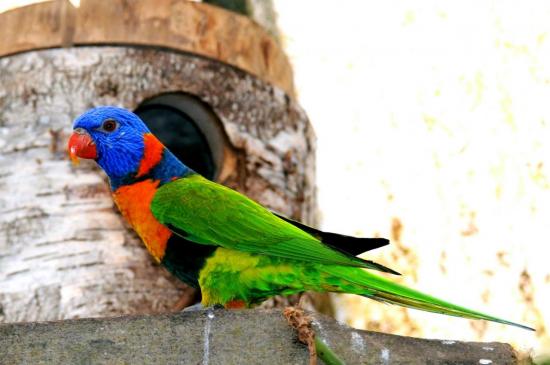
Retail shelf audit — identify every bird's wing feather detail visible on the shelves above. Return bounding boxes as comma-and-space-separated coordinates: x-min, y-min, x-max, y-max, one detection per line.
151, 175, 398, 273
273, 213, 390, 255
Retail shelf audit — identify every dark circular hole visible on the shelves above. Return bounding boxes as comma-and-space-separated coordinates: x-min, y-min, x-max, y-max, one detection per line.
135, 104, 216, 180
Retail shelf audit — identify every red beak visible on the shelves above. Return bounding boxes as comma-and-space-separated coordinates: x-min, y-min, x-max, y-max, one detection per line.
68, 128, 97, 164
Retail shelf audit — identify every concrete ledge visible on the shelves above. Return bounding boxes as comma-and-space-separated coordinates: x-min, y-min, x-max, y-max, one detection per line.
0, 309, 519, 364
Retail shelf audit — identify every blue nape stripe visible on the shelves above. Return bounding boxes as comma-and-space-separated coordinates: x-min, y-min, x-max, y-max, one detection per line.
109, 147, 194, 190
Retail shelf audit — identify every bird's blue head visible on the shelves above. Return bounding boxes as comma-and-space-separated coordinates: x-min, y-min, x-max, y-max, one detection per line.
69, 106, 192, 190
69, 106, 151, 180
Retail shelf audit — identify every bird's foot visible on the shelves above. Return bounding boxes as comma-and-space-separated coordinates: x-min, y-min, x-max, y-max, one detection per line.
182, 303, 224, 312
182, 303, 204, 312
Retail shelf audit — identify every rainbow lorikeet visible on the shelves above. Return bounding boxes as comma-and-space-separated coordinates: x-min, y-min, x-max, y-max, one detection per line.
68, 106, 532, 330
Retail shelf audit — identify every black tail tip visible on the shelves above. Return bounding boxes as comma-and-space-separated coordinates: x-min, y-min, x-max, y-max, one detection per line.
516, 323, 536, 331
384, 267, 401, 276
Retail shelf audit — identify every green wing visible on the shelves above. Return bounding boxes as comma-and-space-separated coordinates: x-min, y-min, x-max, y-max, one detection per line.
151, 174, 397, 274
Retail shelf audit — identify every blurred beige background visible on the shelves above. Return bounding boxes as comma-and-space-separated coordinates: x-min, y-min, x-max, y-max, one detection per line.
2, 0, 548, 355
274, 0, 549, 354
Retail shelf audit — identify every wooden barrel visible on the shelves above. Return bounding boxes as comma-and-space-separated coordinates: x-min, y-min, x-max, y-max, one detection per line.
0, 0, 316, 323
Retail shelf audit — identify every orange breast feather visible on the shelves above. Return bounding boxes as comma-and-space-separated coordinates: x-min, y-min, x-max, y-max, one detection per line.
113, 179, 171, 262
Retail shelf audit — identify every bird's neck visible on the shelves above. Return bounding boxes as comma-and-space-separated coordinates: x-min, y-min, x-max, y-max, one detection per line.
109, 133, 194, 191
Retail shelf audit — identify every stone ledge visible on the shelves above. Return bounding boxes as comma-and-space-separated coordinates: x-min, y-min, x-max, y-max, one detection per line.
0, 309, 519, 365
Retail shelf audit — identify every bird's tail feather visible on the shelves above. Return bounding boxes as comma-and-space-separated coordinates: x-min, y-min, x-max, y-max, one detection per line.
325, 266, 534, 331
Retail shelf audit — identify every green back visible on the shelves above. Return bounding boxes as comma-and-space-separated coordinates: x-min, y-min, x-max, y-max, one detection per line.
152, 175, 379, 269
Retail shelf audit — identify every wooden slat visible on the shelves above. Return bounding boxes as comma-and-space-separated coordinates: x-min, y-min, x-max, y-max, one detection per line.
0, 0, 295, 98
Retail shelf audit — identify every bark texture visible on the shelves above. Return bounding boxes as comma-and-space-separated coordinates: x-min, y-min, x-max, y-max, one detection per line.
0, 47, 316, 323
0, 0, 295, 97
0, 309, 523, 365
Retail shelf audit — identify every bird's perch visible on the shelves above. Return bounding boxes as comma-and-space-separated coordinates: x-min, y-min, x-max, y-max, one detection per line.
0, 309, 524, 364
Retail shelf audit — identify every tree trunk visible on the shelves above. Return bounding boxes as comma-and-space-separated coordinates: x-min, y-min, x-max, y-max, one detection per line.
0, 46, 316, 323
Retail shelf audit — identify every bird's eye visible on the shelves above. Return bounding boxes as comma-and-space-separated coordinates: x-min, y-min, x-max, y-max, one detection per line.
101, 119, 118, 132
